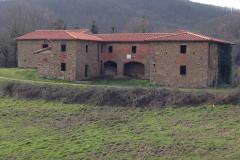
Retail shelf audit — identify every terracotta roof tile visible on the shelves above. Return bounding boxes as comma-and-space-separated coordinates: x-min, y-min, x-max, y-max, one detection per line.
16, 29, 102, 41
16, 29, 233, 44
146, 31, 233, 44
97, 33, 175, 42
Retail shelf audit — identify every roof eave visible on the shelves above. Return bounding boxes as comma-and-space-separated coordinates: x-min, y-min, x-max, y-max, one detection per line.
16, 38, 103, 42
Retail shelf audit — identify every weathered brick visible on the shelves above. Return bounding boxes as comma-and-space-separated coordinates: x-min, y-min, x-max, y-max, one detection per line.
17, 40, 225, 88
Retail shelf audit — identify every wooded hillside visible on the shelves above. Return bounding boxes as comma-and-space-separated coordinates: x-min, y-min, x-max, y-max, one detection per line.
0, 0, 240, 83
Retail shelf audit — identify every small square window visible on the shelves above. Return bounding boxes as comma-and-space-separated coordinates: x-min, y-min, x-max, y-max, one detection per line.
61, 63, 66, 71
42, 44, 48, 48
180, 45, 187, 54
61, 44, 66, 52
86, 45, 88, 53
180, 65, 187, 75
108, 46, 113, 53
132, 46, 137, 53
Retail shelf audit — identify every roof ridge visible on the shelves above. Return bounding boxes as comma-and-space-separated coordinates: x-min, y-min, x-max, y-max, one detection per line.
97, 32, 174, 36
16, 29, 233, 44
65, 31, 78, 39
145, 32, 184, 41
185, 31, 211, 40
65, 31, 103, 41
36, 29, 89, 32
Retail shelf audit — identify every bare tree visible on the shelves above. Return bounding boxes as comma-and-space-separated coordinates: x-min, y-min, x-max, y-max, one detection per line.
124, 16, 152, 33
52, 19, 67, 30
0, 2, 55, 67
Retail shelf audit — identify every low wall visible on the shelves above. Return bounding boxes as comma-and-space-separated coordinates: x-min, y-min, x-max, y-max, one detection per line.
0, 82, 239, 107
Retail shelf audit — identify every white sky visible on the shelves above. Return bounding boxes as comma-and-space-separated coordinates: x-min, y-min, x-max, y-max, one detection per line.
191, 0, 240, 9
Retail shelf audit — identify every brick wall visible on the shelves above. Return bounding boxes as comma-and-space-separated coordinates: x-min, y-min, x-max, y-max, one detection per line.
101, 42, 152, 79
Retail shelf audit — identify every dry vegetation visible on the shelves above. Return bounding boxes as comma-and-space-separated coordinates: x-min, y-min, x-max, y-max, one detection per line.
0, 68, 239, 108
0, 80, 240, 108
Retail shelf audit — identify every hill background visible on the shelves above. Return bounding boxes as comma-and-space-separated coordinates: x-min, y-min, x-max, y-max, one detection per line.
0, 0, 240, 82
16, 0, 240, 36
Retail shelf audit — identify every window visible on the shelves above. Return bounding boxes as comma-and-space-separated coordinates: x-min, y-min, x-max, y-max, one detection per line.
180, 65, 187, 75
108, 46, 113, 53
153, 63, 156, 73
85, 65, 88, 78
61, 44, 66, 52
180, 45, 187, 54
86, 45, 88, 53
42, 44, 48, 48
61, 63, 66, 71
132, 46, 137, 54
101, 45, 103, 53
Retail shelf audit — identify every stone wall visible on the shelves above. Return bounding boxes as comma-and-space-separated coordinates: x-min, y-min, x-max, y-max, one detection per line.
75, 41, 101, 80
37, 41, 78, 81
17, 40, 43, 68
18, 39, 227, 88
207, 43, 219, 87
150, 42, 211, 88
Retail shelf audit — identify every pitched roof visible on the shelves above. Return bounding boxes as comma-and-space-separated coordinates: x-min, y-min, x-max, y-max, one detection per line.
97, 33, 175, 42
145, 31, 233, 44
16, 29, 102, 41
16, 29, 233, 44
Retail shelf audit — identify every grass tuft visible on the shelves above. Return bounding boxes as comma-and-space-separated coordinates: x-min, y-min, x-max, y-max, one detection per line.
0, 98, 240, 159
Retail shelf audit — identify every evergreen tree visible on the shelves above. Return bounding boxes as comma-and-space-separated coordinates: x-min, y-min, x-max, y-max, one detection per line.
111, 26, 117, 33
90, 20, 99, 34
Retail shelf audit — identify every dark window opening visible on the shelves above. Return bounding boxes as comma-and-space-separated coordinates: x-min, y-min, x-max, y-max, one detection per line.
124, 62, 145, 78
180, 45, 187, 54
42, 44, 48, 48
101, 61, 103, 74
101, 45, 103, 53
153, 63, 156, 73
104, 61, 117, 77
132, 46, 137, 53
108, 46, 113, 53
180, 65, 187, 75
85, 65, 88, 78
61, 63, 66, 71
61, 44, 66, 52
86, 45, 88, 53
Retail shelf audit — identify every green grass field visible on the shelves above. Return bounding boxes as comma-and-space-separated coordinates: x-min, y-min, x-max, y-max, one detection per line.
0, 68, 238, 93
0, 68, 153, 87
0, 97, 240, 160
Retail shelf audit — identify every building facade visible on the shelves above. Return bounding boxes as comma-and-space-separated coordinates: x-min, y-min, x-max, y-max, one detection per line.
16, 29, 232, 88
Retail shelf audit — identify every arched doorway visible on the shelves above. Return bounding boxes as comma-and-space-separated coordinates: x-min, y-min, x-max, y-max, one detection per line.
104, 61, 117, 77
124, 62, 145, 78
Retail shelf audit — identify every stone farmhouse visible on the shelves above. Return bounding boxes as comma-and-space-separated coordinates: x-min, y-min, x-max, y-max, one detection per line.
16, 29, 233, 88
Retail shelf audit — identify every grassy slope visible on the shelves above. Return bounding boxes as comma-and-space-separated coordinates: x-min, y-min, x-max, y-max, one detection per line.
0, 68, 154, 87
0, 68, 238, 93
0, 98, 240, 160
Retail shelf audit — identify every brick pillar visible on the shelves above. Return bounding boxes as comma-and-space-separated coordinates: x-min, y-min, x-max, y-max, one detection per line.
117, 62, 124, 78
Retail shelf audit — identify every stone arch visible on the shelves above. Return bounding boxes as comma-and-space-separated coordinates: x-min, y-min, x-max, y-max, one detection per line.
103, 61, 117, 77
124, 62, 145, 78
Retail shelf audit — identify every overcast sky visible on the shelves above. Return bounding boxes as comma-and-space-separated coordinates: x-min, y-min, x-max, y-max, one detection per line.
191, 0, 240, 9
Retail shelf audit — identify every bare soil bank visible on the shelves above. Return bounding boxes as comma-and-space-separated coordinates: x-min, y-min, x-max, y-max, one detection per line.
0, 82, 239, 107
